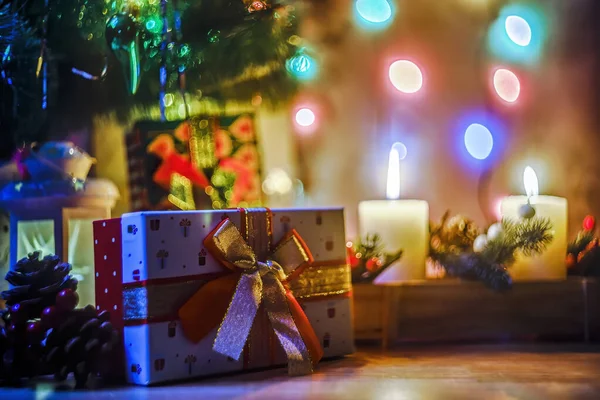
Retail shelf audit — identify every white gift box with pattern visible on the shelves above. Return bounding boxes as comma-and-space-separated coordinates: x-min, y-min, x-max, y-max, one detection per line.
93, 208, 354, 385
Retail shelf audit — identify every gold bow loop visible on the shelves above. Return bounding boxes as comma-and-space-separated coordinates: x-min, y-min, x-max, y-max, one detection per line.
204, 218, 321, 376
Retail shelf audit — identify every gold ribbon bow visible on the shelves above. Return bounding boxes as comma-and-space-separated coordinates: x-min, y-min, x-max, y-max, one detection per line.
179, 218, 324, 376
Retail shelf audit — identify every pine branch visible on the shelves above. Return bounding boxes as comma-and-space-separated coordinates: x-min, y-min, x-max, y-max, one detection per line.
437, 253, 512, 291
350, 234, 402, 283
429, 214, 553, 291
356, 233, 385, 258
510, 217, 554, 256
480, 237, 517, 266
568, 231, 595, 255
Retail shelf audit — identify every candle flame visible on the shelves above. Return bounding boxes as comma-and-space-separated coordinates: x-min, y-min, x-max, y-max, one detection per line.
523, 166, 539, 197
386, 145, 401, 200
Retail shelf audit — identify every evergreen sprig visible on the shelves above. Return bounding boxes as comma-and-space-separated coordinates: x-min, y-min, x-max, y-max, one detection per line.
568, 231, 595, 256
504, 217, 554, 257
429, 213, 554, 291
350, 234, 403, 283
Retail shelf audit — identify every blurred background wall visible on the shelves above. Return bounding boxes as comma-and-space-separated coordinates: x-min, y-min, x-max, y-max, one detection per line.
89, 0, 600, 240
292, 0, 600, 238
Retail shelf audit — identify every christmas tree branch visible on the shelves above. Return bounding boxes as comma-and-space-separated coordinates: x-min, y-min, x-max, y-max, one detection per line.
349, 234, 403, 283
429, 213, 554, 291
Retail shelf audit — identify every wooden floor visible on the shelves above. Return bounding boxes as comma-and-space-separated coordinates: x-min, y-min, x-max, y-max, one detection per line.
3, 344, 600, 399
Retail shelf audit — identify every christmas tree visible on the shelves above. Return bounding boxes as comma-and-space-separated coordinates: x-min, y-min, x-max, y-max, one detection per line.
0, 0, 299, 148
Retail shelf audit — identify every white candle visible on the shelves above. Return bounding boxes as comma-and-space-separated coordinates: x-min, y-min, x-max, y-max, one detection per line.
358, 145, 429, 282
500, 166, 568, 281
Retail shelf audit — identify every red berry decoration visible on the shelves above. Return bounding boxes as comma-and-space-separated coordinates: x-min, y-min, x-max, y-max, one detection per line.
26, 321, 45, 343
366, 257, 381, 273
346, 244, 361, 268
583, 215, 596, 232
566, 254, 577, 269
41, 306, 63, 329
10, 303, 27, 324
56, 289, 79, 311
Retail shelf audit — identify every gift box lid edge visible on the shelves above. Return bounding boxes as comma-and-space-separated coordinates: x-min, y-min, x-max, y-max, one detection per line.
122, 207, 345, 218
270, 207, 345, 213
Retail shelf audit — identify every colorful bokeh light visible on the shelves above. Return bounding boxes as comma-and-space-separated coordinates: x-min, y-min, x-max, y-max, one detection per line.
295, 108, 316, 127
392, 142, 408, 160
487, 4, 546, 66
356, 0, 392, 23
354, 0, 394, 31
464, 123, 494, 160
505, 15, 532, 47
389, 60, 423, 94
493, 68, 521, 103
286, 48, 318, 81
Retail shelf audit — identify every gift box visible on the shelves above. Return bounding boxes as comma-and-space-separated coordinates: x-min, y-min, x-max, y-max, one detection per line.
93, 208, 354, 385
126, 115, 263, 212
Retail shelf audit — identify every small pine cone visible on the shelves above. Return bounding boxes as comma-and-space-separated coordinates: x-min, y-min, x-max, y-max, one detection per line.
1, 252, 78, 320
45, 307, 119, 388
0, 325, 7, 376
1, 343, 44, 385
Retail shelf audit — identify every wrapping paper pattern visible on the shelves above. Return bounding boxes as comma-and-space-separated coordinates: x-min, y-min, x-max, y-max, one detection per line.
94, 208, 354, 385
126, 115, 262, 212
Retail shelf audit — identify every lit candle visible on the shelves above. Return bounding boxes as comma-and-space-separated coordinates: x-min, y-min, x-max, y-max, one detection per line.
358, 145, 429, 282
500, 166, 568, 281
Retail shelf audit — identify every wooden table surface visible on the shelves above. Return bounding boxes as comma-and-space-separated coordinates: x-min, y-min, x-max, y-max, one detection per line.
3, 344, 600, 399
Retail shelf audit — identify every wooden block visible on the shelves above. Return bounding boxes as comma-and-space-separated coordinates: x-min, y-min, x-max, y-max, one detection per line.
586, 279, 600, 342
352, 283, 386, 341
392, 279, 590, 343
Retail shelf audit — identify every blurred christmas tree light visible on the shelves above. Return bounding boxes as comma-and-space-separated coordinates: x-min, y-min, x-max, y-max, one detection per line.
388, 60, 423, 94
464, 123, 494, 160
487, 4, 547, 66
295, 108, 316, 127
392, 142, 408, 160
492, 68, 521, 103
354, 0, 394, 31
286, 47, 318, 81
505, 15, 532, 47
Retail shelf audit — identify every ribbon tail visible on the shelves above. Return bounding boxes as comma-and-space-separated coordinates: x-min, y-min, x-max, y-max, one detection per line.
262, 275, 314, 376
286, 291, 324, 366
213, 272, 263, 361
178, 273, 241, 343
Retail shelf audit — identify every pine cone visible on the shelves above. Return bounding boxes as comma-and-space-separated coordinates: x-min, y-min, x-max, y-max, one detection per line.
443, 215, 480, 251
0, 252, 79, 385
0, 325, 44, 385
1, 252, 77, 319
0, 324, 7, 375
45, 306, 119, 389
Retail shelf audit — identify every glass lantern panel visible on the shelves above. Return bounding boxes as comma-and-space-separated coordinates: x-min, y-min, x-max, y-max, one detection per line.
0, 213, 9, 293
68, 219, 97, 307
17, 220, 56, 260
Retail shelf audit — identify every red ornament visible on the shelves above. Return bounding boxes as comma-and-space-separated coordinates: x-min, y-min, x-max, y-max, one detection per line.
10, 303, 27, 324
41, 306, 62, 329
583, 215, 596, 232
26, 321, 45, 343
56, 289, 79, 311
566, 254, 577, 269
366, 257, 381, 273
346, 246, 360, 268
247, 0, 267, 12
586, 238, 599, 251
